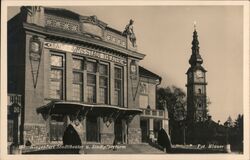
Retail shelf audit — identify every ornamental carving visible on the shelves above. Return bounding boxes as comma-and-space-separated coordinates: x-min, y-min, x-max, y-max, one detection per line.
29, 35, 42, 88
105, 33, 126, 48
45, 15, 80, 32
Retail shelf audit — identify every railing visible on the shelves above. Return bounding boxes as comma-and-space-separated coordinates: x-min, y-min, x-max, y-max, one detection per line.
8, 94, 22, 106
141, 108, 165, 119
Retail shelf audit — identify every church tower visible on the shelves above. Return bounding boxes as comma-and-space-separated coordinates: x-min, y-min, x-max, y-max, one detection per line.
186, 25, 208, 122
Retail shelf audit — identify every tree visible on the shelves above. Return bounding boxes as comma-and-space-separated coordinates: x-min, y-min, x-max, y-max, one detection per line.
156, 86, 187, 144
223, 114, 243, 151
157, 86, 186, 121
224, 116, 234, 128
232, 114, 243, 147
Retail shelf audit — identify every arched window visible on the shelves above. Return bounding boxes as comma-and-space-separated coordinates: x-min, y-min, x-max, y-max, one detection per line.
198, 88, 202, 94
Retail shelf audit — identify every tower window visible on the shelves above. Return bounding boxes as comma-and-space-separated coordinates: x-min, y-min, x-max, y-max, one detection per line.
198, 88, 201, 94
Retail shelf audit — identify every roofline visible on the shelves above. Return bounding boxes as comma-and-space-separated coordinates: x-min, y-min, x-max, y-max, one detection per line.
139, 66, 162, 81
23, 22, 146, 60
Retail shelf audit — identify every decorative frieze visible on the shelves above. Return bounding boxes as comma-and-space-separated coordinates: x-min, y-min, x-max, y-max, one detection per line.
45, 15, 80, 32
105, 31, 126, 48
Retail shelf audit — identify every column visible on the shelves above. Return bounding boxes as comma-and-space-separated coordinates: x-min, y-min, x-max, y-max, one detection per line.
149, 118, 154, 141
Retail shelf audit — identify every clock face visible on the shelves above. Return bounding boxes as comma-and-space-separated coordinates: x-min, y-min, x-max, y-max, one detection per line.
195, 70, 203, 78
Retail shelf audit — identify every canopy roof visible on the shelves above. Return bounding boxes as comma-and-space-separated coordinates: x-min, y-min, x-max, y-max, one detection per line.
37, 101, 142, 119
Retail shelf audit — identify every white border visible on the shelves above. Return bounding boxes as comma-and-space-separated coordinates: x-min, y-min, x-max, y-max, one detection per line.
1, 1, 249, 160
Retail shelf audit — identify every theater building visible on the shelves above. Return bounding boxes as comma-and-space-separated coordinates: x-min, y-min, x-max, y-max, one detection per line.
7, 6, 168, 147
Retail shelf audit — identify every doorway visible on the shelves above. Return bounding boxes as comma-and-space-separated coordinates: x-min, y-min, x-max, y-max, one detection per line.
114, 119, 123, 144
86, 116, 100, 142
140, 119, 149, 142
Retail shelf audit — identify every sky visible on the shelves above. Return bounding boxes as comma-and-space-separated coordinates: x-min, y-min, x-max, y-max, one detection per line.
7, 5, 244, 123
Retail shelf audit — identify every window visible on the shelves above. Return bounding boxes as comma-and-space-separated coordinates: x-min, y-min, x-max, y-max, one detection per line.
99, 64, 108, 104
198, 88, 202, 94
140, 82, 148, 95
49, 54, 64, 99
114, 67, 123, 106
72, 58, 83, 101
87, 61, 97, 103
139, 82, 149, 108
50, 115, 64, 142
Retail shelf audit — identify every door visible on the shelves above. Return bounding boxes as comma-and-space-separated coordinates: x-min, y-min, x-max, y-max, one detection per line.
140, 119, 149, 142
114, 119, 123, 144
86, 116, 99, 142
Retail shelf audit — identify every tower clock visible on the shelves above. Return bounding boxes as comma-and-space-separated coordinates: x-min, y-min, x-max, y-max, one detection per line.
186, 28, 208, 122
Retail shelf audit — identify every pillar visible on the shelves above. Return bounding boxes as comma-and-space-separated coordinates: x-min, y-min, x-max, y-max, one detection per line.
149, 118, 154, 140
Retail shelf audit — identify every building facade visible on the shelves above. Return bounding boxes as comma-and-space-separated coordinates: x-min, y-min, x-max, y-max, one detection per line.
7, 6, 168, 148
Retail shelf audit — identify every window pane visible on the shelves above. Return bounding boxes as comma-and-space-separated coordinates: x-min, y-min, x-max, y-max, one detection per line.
73, 59, 83, 70
99, 64, 108, 75
87, 74, 96, 85
50, 69, 62, 99
114, 90, 121, 106
139, 82, 148, 94
114, 67, 122, 106
50, 120, 64, 141
73, 72, 83, 83
51, 55, 63, 67
50, 69, 62, 80
99, 88, 107, 104
115, 79, 121, 89
87, 86, 96, 103
73, 84, 82, 101
99, 77, 107, 87
115, 67, 122, 79
49, 81, 62, 99
87, 61, 96, 73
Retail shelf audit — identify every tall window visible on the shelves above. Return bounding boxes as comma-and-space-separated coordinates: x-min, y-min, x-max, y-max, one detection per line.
72, 58, 83, 101
50, 115, 64, 141
87, 61, 97, 103
139, 82, 149, 108
99, 63, 109, 104
49, 54, 64, 99
114, 67, 123, 106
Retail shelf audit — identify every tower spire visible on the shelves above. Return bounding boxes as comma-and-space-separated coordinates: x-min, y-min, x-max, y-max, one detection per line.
189, 22, 203, 66
194, 21, 197, 31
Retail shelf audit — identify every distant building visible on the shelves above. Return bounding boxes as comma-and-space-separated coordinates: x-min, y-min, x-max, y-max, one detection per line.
186, 27, 208, 122
7, 6, 168, 149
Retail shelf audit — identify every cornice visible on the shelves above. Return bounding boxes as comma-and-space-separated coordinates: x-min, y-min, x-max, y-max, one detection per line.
185, 82, 208, 87
23, 22, 145, 60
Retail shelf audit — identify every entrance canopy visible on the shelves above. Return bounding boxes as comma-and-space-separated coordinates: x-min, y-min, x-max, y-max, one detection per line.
37, 101, 142, 120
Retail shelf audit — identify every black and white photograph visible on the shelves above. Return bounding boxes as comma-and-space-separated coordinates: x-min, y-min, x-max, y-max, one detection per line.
1, 1, 249, 160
